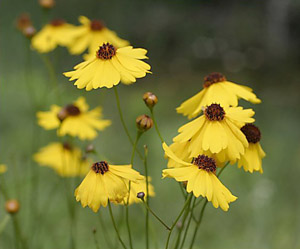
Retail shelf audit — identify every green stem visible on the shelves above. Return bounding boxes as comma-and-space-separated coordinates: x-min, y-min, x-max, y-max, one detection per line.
165, 194, 192, 249
113, 87, 143, 159
40, 54, 58, 90
92, 230, 101, 249
150, 109, 164, 143
178, 197, 197, 249
143, 145, 149, 249
12, 215, 28, 249
141, 200, 170, 231
108, 201, 128, 249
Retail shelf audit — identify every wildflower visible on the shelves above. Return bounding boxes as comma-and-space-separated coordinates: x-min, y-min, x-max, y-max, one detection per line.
64, 43, 151, 90
67, 16, 129, 55
136, 114, 153, 132
162, 143, 237, 211
38, 0, 55, 9
143, 92, 158, 108
0, 164, 7, 174
34, 142, 90, 177
238, 124, 266, 173
123, 177, 155, 205
5, 200, 20, 214
176, 72, 261, 119
166, 142, 192, 168
174, 104, 255, 163
75, 161, 144, 212
37, 97, 111, 140
31, 19, 76, 53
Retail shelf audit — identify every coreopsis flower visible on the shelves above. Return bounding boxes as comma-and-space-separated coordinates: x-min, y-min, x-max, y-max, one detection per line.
177, 72, 261, 119
75, 161, 144, 212
37, 97, 111, 140
238, 124, 266, 173
64, 43, 151, 90
174, 104, 255, 163
162, 143, 237, 211
0, 164, 7, 174
67, 16, 129, 55
34, 142, 90, 177
31, 19, 76, 53
123, 177, 155, 205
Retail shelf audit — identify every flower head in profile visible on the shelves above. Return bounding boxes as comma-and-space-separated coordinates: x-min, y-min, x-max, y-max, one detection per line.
31, 19, 76, 53
122, 177, 155, 205
238, 124, 266, 173
0, 164, 7, 174
34, 142, 90, 177
162, 143, 237, 211
37, 97, 111, 140
75, 161, 144, 212
174, 104, 255, 163
177, 72, 261, 119
67, 16, 129, 55
64, 43, 151, 90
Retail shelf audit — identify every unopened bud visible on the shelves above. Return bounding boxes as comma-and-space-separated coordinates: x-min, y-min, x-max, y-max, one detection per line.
57, 108, 68, 122
23, 26, 36, 39
136, 115, 153, 132
39, 0, 55, 9
5, 199, 20, 214
137, 192, 145, 200
143, 92, 158, 108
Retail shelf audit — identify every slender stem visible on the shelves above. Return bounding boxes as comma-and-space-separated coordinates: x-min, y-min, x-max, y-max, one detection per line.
188, 200, 208, 249
188, 162, 229, 249
92, 230, 101, 249
178, 197, 197, 249
143, 145, 149, 249
165, 194, 192, 249
40, 54, 58, 89
0, 214, 10, 235
150, 109, 164, 143
141, 200, 170, 230
131, 131, 142, 165
178, 183, 187, 199
12, 215, 28, 249
108, 201, 128, 249
113, 87, 143, 159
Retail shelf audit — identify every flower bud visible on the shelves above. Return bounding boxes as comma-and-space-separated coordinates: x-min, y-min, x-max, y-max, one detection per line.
5, 199, 20, 214
143, 92, 158, 108
39, 0, 55, 9
137, 192, 145, 200
86, 144, 95, 153
23, 26, 36, 39
16, 13, 32, 31
136, 115, 153, 132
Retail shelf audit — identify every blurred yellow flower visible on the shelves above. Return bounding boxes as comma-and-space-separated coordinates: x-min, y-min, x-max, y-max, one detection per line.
0, 164, 7, 174
64, 43, 151, 90
177, 72, 261, 119
123, 177, 155, 205
33, 142, 90, 177
162, 143, 237, 211
238, 124, 266, 173
75, 161, 144, 212
174, 104, 255, 163
31, 19, 76, 53
67, 16, 129, 55
37, 97, 111, 140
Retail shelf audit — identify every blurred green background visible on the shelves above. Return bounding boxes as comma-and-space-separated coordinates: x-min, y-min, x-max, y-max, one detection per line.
1, 0, 300, 248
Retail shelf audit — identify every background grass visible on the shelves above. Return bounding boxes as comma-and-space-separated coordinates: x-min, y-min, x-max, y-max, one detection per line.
1, 0, 300, 248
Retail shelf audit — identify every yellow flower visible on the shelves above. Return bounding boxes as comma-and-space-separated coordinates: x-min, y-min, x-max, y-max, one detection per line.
33, 142, 90, 177
31, 19, 76, 53
37, 97, 111, 140
64, 43, 151, 90
75, 161, 144, 212
166, 141, 192, 168
123, 177, 155, 205
177, 72, 261, 119
238, 124, 266, 173
67, 16, 129, 55
0, 164, 7, 174
174, 104, 255, 163
162, 143, 237, 211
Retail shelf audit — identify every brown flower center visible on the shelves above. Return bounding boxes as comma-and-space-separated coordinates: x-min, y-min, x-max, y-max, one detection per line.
92, 161, 109, 175
193, 155, 216, 173
62, 142, 72, 151
241, 124, 261, 143
96, 43, 116, 60
203, 72, 226, 88
57, 104, 81, 121
90, 20, 105, 30
204, 104, 225, 121
50, 19, 65, 26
